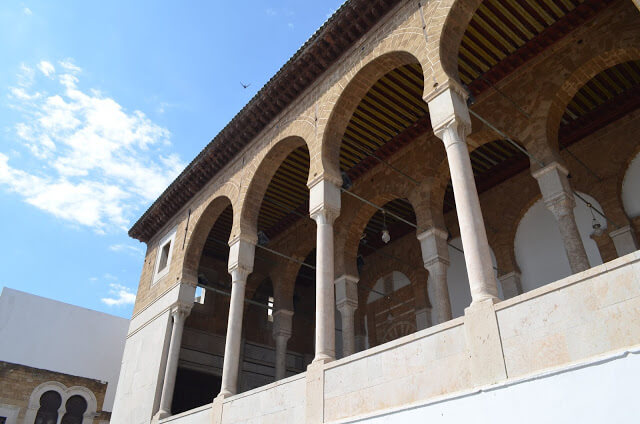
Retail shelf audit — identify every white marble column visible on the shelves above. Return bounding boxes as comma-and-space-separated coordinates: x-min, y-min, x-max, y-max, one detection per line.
155, 304, 191, 419
609, 225, 639, 257
218, 237, 255, 398
418, 228, 452, 323
309, 178, 341, 363
428, 89, 499, 305
272, 309, 293, 381
533, 162, 589, 273
335, 274, 358, 357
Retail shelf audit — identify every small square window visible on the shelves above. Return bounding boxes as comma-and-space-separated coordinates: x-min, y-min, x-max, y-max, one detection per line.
152, 227, 177, 285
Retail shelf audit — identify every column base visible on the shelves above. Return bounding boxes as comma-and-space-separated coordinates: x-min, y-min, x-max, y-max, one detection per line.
153, 410, 170, 422
211, 394, 225, 424
311, 353, 334, 365
464, 299, 507, 386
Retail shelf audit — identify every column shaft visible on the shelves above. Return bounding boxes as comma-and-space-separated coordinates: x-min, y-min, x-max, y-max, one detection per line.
313, 213, 336, 362
219, 270, 248, 397
272, 309, 293, 381
441, 124, 498, 302
427, 261, 452, 324
335, 275, 358, 358
156, 306, 189, 419
533, 163, 589, 274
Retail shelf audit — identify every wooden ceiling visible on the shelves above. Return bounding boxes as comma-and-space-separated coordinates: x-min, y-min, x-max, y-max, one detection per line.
202, 204, 233, 261
459, 0, 614, 96
560, 60, 640, 147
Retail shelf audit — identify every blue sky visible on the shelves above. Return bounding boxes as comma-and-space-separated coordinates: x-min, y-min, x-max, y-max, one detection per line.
0, 1, 344, 318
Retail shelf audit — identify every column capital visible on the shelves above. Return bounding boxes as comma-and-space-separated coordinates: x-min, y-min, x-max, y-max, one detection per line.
228, 235, 255, 275
334, 274, 359, 310
427, 87, 471, 142
170, 303, 192, 321
531, 161, 575, 216
272, 309, 294, 338
309, 178, 341, 224
417, 228, 450, 267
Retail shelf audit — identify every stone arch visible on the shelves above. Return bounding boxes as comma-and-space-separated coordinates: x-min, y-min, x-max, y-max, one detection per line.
546, 48, 640, 153
336, 190, 417, 278
238, 136, 309, 241
320, 51, 429, 183
25, 381, 98, 424
437, 0, 482, 85
181, 195, 234, 284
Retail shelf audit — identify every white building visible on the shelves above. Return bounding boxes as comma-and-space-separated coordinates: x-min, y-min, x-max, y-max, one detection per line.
0, 287, 129, 423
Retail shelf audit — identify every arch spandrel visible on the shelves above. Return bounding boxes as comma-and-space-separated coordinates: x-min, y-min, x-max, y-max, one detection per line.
181, 193, 235, 285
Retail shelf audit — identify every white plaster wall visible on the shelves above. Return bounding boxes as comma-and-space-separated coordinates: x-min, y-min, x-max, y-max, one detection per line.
220, 374, 306, 424
0, 287, 129, 411
368, 272, 411, 304
161, 404, 212, 424
514, 193, 604, 293
347, 348, 640, 424
622, 151, 640, 219
442, 238, 501, 319
324, 321, 470, 422
111, 310, 171, 424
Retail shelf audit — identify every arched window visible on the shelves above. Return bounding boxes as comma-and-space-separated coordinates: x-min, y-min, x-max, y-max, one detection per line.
34, 390, 62, 424
61, 395, 87, 424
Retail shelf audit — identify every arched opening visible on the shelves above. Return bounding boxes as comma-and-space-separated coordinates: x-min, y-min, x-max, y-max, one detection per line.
356, 199, 423, 348
35, 390, 62, 424
172, 201, 233, 415
60, 395, 87, 424
515, 192, 606, 292
559, 60, 640, 150
290, 249, 317, 364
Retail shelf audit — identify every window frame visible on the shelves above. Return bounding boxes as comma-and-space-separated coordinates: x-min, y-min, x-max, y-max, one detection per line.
153, 227, 177, 285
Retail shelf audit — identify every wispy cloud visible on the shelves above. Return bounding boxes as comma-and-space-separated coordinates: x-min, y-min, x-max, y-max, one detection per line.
23, 7, 32, 16
109, 243, 144, 256
1, 60, 184, 233
37, 60, 55, 77
266, 8, 277, 16
101, 283, 136, 306
287, 22, 294, 30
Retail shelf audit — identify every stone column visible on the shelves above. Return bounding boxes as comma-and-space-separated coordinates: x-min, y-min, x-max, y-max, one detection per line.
155, 304, 191, 420
335, 274, 359, 357
309, 178, 341, 364
532, 162, 590, 273
499, 271, 523, 299
609, 225, 639, 257
418, 228, 452, 323
272, 309, 293, 381
218, 237, 255, 398
428, 88, 499, 305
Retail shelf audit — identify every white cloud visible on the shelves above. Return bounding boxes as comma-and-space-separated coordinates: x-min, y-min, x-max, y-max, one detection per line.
266, 8, 277, 16
287, 22, 294, 30
101, 283, 136, 306
1, 60, 184, 233
37, 60, 55, 77
23, 7, 32, 15
109, 243, 144, 256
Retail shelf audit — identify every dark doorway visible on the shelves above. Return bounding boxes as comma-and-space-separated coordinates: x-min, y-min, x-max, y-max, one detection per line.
171, 367, 222, 415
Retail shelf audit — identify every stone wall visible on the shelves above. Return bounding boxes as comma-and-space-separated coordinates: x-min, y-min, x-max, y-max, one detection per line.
0, 361, 110, 423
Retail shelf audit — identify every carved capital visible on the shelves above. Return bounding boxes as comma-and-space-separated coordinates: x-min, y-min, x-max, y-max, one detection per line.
309, 178, 341, 223
227, 235, 255, 275
427, 88, 471, 143
334, 274, 359, 308
418, 227, 450, 267
272, 309, 294, 338
170, 303, 191, 322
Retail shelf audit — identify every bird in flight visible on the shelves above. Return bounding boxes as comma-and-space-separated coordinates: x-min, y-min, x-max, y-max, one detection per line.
240, 82, 251, 89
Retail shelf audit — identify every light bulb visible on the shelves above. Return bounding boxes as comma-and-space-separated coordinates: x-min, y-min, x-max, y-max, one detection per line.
381, 229, 390, 244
